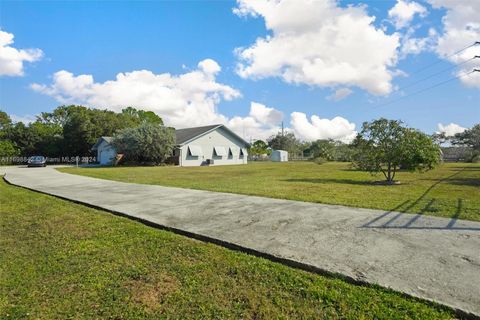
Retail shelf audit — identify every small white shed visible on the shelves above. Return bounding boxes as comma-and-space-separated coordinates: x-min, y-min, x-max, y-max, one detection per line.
92, 137, 116, 165
271, 150, 288, 162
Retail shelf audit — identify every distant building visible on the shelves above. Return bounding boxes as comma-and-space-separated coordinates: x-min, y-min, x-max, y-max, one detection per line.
270, 150, 288, 162
92, 124, 250, 166
92, 137, 116, 165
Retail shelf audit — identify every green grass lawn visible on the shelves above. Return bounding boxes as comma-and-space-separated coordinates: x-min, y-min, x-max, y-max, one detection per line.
60, 162, 480, 222
0, 180, 456, 319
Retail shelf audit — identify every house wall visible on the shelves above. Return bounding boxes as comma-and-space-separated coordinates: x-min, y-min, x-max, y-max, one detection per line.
178, 127, 248, 166
97, 141, 116, 165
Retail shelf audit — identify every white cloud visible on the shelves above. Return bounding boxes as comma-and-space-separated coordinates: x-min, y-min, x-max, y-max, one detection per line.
249, 101, 283, 125
399, 27, 438, 57
388, 0, 427, 29
437, 123, 466, 136
227, 102, 283, 140
0, 30, 43, 77
31, 61, 291, 140
31, 59, 241, 129
327, 88, 353, 101
197, 58, 221, 75
427, 0, 480, 87
31, 59, 357, 143
10, 114, 36, 124
234, 0, 400, 96
290, 112, 357, 143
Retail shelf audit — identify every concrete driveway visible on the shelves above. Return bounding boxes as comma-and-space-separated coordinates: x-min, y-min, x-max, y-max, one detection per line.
3, 166, 480, 317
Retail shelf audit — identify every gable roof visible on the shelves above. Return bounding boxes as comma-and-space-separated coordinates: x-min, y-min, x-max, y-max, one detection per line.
92, 136, 113, 150
92, 125, 249, 150
175, 124, 249, 147
175, 124, 220, 145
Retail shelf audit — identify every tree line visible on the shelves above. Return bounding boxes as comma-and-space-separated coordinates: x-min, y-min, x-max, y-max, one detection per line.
0, 106, 164, 158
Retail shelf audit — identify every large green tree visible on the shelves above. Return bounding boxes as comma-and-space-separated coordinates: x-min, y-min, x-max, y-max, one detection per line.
267, 132, 302, 156
352, 118, 441, 183
2, 106, 164, 157
122, 107, 164, 125
38, 105, 164, 156
249, 139, 270, 157
0, 110, 12, 133
306, 139, 336, 160
451, 124, 480, 151
112, 123, 175, 164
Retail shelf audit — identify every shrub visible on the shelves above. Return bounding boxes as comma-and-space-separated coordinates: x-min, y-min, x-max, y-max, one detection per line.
112, 123, 175, 165
313, 157, 327, 165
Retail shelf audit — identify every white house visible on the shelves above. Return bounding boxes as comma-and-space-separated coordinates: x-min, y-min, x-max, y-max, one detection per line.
270, 150, 288, 162
92, 124, 250, 166
174, 124, 249, 166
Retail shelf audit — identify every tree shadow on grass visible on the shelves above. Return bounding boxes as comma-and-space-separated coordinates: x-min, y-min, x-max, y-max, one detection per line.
362, 198, 480, 231
282, 178, 376, 186
361, 167, 480, 230
455, 166, 480, 171
446, 178, 480, 187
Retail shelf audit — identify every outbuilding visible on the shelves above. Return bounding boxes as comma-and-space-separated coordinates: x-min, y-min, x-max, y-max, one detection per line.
92, 124, 250, 166
92, 136, 116, 165
270, 150, 288, 162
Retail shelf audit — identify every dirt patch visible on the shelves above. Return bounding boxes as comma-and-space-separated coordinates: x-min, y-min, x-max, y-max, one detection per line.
125, 273, 179, 312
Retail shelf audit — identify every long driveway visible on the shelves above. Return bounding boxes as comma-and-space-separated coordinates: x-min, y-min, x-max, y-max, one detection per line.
3, 166, 480, 317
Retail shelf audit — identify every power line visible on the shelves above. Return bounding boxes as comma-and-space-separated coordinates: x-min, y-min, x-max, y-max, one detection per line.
375, 69, 478, 109
400, 56, 477, 91
407, 41, 479, 76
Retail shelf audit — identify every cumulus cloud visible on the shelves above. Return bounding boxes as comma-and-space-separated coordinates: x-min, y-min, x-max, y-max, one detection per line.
31, 60, 291, 140
228, 102, 283, 140
0, 30, 43, 77
399, 27, 438, 57
427, 0, 480, 87
388, 0, 427, 29
327, 88, 353, 101
234, 0, 400, 95
290, 112, 357, 143
31, 59, 241, 128
437, 123, 466, 136
31, 59, 358, 142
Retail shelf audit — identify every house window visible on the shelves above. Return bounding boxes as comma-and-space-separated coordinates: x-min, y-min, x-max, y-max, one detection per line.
214, 146, 227, 157
230, 147, 240, 157
188, 145, 203, 157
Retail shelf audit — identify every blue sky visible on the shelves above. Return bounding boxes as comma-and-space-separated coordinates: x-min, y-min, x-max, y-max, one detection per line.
0, 0, 479, 141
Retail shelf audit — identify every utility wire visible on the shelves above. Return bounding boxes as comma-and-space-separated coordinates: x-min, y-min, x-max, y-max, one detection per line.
400, 56, 478, 91
407, 41, 479, 76
375, 69, 478, 109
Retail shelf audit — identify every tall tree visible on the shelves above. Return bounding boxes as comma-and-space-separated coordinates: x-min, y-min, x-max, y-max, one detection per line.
0, 110, 12, 132
122, 107, 163, 125
451, 124, 480, 151
267, 132, 301, 155
352, 118, 441, 183
249, 139, 270, 156
112, 123, 175, 164
306, 139, 336, 160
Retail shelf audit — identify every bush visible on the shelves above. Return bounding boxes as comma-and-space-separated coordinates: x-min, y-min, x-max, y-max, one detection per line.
471, 152, 480, 163
112, 123, 175, 165
313, 157, 327, 165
